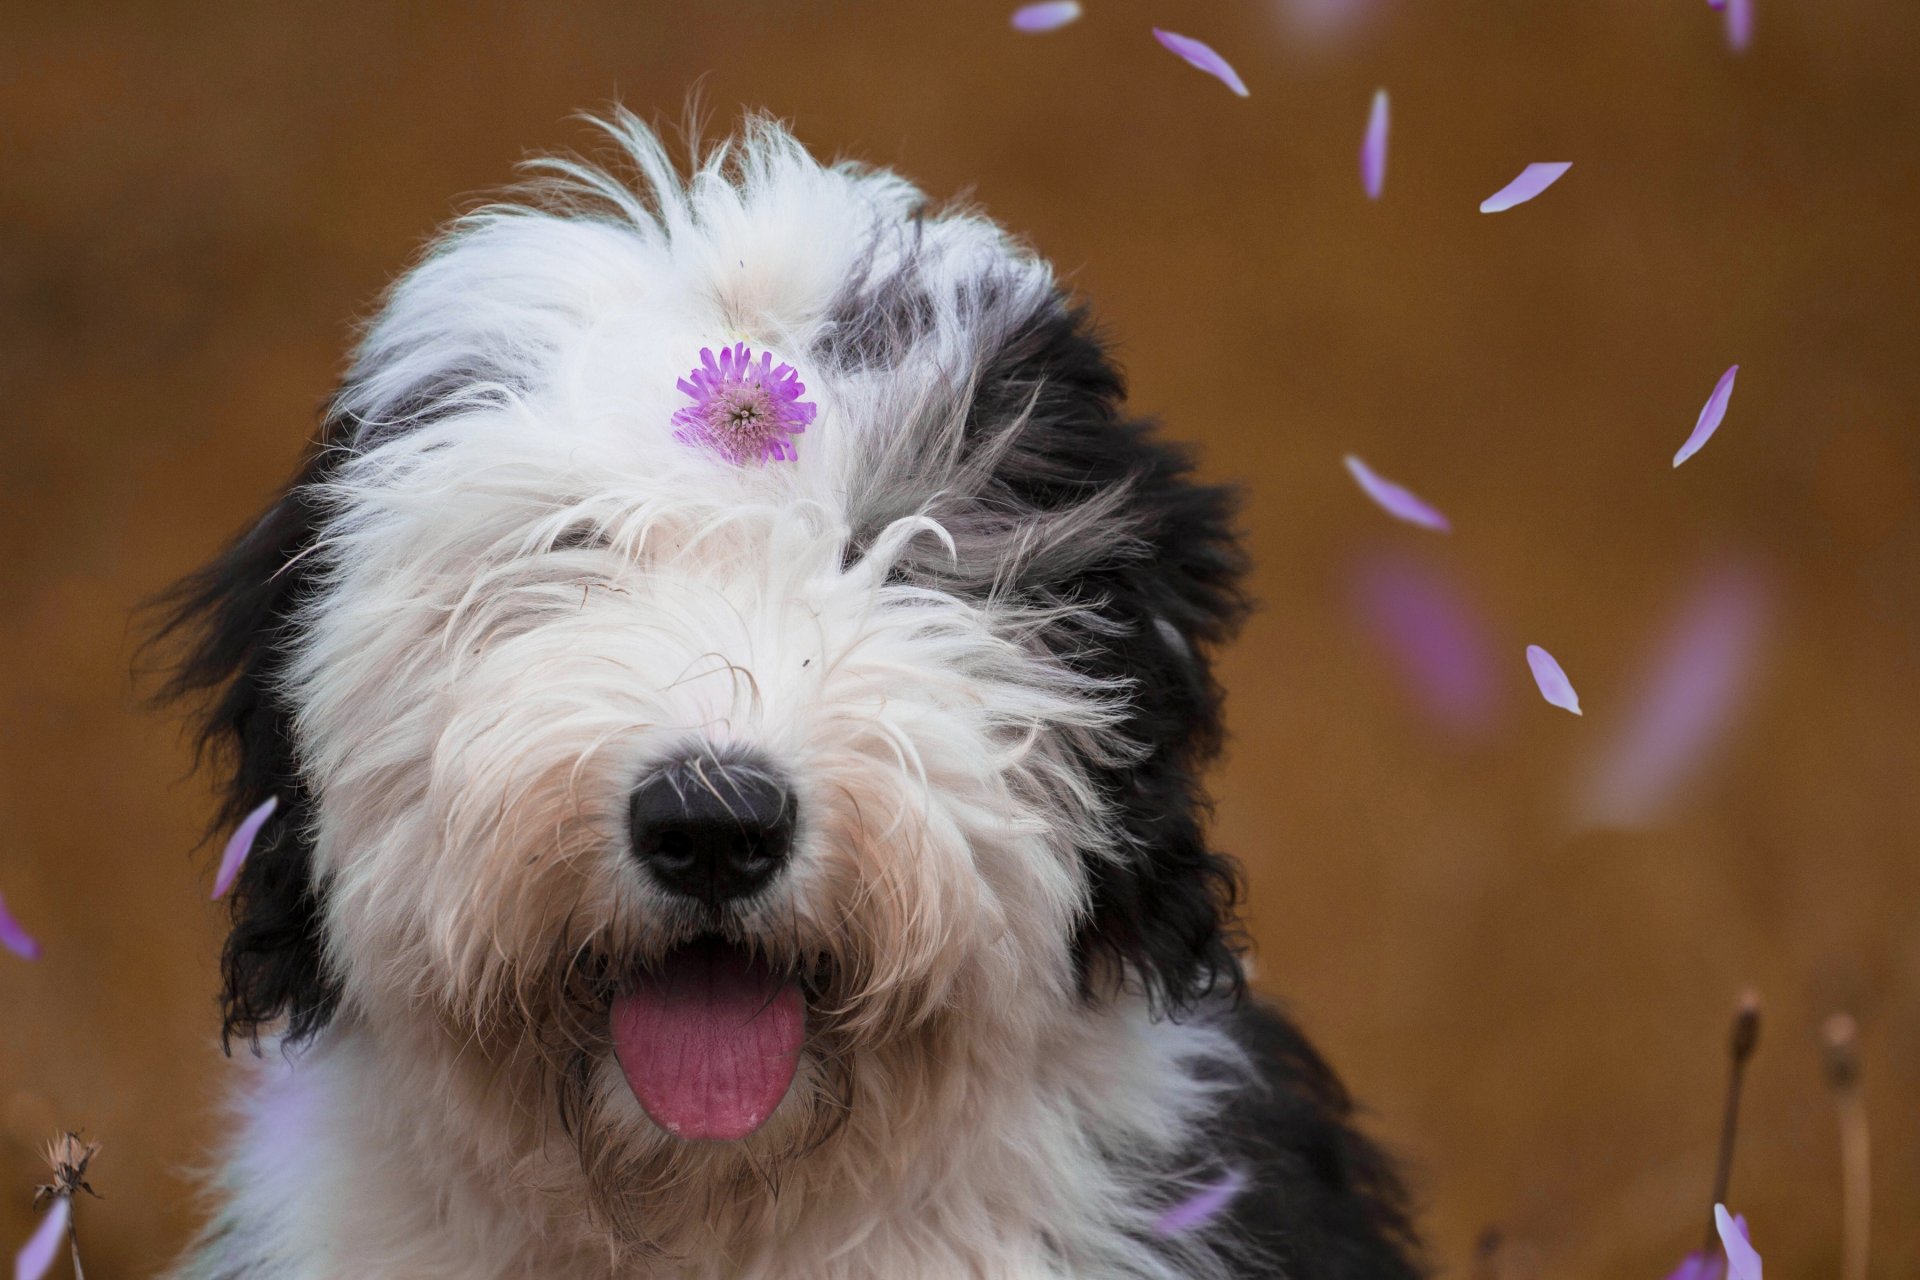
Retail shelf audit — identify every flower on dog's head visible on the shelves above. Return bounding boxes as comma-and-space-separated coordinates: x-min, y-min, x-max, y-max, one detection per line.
671, 342, 816, 465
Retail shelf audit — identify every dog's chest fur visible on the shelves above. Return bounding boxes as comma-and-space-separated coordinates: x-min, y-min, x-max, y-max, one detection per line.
177, 1006, 1249, 1278
174, 1001, 1416, 1280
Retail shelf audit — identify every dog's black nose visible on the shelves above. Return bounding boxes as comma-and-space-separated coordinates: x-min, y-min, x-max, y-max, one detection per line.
628, 755, 796, 908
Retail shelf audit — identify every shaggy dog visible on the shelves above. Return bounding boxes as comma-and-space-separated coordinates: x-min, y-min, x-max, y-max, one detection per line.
156, 114, 1419, 1280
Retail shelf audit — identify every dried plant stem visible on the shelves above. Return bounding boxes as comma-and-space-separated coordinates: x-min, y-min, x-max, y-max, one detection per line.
1824, 1014, 1870, 1280
1471, 1225, 1502, 1280
1836, 1096, 1870, 1280
1701, 991, 1761, 1257
68, 1209, 87, 1280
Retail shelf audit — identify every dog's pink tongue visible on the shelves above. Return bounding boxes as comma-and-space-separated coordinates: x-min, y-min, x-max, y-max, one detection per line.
610, 942, 804, 1142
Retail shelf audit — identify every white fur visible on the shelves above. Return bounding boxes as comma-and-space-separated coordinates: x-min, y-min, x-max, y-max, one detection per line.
173, 114, 1243, 1280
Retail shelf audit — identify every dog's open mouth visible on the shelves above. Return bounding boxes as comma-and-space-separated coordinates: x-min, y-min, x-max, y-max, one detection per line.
609, 937, 805, 1142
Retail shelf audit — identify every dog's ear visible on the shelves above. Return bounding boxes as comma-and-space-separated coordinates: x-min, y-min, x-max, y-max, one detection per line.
148, 414, 349, 1052
966, 301, 1252, 1016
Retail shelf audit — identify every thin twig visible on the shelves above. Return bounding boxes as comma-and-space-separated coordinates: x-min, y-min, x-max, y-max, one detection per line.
1824, 1014, 1870, 1280
1701, 990, 1761, 1257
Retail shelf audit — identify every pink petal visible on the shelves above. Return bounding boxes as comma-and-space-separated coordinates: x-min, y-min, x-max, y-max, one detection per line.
1579, 562, 1767, 827
1479, 162, 1573, 213
1152, 29, 1250, 97
1664, 1251, 1727, 1280
1153, 1168, 1246, 1236
1011, 1, 1081, 32
0, 890, 40, 961
1716, 1206, 1762, 1280
1281, 0, 1379, 39
1707, 0, 1727, 7
14, 1197, 69, 1280
1725, 0, 1753, 50
1526, 644, 1582, 716
1360, 89, 1390, 200
214, 795, 280, 900
1344, 455, 1451, 532
1674, 364, 1739, 467
1351, 553, 1502, 740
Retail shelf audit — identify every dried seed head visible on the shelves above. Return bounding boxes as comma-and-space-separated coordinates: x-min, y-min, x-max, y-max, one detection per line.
1729, 989, 1762, 1065
34, 1131, 101, 1207
1823, 1013, 1860, 1093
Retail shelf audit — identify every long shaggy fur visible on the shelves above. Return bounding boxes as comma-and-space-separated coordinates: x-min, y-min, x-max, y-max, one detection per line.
154, 112, 1421, 1279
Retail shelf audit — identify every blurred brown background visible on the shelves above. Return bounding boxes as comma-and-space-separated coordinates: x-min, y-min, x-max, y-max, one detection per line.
3, 1, 1916, 1275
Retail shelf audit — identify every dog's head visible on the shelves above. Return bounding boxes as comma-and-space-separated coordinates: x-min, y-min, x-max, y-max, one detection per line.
157, 114, 1247, 1215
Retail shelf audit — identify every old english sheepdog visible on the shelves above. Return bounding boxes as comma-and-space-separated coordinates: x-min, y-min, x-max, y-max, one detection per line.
156, 113, 1419, 1279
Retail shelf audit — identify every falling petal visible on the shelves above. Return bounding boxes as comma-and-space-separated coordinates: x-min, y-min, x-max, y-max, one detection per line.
1716, 1206, 1762, 1280
1578, 562, 1768, 828
1344, 455, 1451, 532
1674, 365, 1739, 468
1662, 1258, 1692, 1280
1360, 89, 1390, 200
1664, 1251, 1727, 1280
0, 890, 40, 961
1351, 552, 1502, 739
1152, 29, 1250, 97
1526, 644, 1582, 716
1153, 1168, 1247, 1236
14, 1197, 69, 1280
1280, 0, 1380, 42
1010, 1, 1081, 32
214, 795, 280, 900
1725, 0, 1753, 51
1479, 162, 1573, 213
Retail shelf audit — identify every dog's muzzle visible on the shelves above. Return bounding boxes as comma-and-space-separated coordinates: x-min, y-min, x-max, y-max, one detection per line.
613, 750, 807, 1143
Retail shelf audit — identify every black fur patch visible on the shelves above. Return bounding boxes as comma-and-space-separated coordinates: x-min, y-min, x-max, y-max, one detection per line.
813, 225, 938, 374
1199, 998, 1423, 1279
878, 278, 1421, 1278
954, 295, 1253, 1014
148, 413, 353, 1051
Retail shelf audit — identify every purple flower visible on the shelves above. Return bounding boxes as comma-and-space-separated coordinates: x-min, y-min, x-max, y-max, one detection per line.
671, 343, 816, 466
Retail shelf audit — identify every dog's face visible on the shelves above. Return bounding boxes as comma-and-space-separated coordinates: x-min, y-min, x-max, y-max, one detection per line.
161, 116, 1246, 1218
